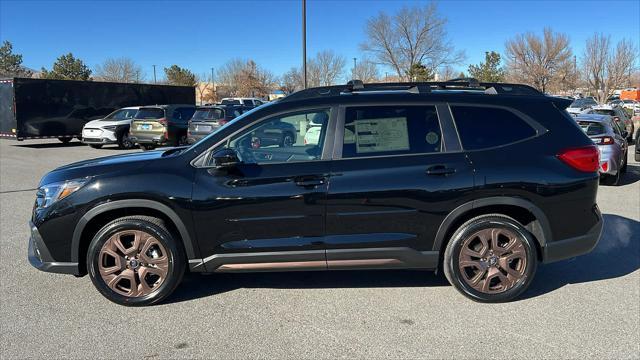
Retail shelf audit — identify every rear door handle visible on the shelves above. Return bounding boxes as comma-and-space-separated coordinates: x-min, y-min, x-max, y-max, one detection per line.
294, 176, 326, 187
426, 165, 456, 176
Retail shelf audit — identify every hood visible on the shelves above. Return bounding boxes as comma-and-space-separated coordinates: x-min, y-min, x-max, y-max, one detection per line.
38, 150, 167, 187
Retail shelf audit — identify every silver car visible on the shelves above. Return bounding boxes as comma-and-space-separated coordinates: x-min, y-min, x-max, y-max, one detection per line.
575, 114, 628, 185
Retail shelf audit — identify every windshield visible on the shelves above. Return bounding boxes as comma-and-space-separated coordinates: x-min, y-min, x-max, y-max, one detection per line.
577, 121, 606, 136
187, 103, 270, 149
192, 108, 224, 121
571, 98, 597, 107
622, 100, 635, 104
221, 99, 241, 105
134, 108, 165, 119
103, 108, 138, 121
591, 109, 614, 116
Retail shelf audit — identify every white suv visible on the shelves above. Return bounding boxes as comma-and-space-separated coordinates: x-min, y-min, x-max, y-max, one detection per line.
220, 97, 266, 106
81, 107, 140, 149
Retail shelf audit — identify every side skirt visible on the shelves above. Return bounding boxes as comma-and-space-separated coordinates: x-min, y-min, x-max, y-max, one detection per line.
188, 247, 439, 273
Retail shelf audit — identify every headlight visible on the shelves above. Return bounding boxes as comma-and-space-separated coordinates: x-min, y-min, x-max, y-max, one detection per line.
35, 178, 89, 209
102, 125, 117, 131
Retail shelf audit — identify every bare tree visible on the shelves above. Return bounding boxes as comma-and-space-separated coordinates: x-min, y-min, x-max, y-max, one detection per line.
582, 34, 638, 103
280, 67, 302, 94
217, 59, 276, 97
307, 50, 346, 87
504, 28, 573, 93
352, 59, 379, 83
194, 73, 213, 105
437, 65, 457, 81
95, 57, 144, 83
361, 3, 464, 81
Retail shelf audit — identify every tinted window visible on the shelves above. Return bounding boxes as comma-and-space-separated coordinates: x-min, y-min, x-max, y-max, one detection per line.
451, 106, 536, 150
591, 109, 615, 116
571, 98, 597, 107
134, 108, 165, 119
577, 121, 606, 136
179, 107, 195, 121
192, 109, 224, 121
225, 109, 330, 164
103, 108, 137, 121
342, 106, 442, 158
221, 99, 241, 105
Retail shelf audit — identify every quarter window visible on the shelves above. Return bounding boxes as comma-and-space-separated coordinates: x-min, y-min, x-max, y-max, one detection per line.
342, 106, 442, 158
451, 106, 536, 150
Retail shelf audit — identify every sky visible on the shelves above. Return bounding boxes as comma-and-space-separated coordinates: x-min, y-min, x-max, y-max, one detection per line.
1, 0, 639, 80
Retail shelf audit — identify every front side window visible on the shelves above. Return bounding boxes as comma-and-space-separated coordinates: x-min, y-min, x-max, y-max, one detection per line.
103, 108, 137, 121
224, 108, 330, 164
342, 106, 442, 158
451, 106, 536, 150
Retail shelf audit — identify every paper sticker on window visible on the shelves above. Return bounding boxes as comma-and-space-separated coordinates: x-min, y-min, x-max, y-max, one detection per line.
355, 117, 409, 153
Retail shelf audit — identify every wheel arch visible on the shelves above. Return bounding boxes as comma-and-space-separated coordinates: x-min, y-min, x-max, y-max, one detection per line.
71, 199, 197, 274
433, 197, 551, 261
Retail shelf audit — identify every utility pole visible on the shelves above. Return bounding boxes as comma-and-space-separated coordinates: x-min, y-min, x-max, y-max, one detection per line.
211, 67, 215, 103
353, 57, 357, 79
302, 0, 307, 89
152, 65, 157, 84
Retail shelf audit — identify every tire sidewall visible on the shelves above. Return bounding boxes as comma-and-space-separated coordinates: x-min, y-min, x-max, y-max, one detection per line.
445, 217, 538, 302
87, 218, 183, 306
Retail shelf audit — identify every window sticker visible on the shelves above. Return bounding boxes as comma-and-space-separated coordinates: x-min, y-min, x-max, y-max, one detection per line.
354, 117, 409, 153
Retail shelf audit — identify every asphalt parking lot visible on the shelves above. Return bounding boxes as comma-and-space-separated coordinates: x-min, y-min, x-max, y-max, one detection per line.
1, 139, 638, 359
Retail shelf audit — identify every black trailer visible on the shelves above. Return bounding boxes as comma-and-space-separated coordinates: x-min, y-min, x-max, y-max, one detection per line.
0, 78, 195, 141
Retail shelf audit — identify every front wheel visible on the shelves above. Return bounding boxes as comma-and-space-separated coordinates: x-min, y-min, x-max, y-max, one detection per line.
86, 216, 185, 306
443, 214, 538, 303
58, 137, 72, 144
89, 144, 103, 149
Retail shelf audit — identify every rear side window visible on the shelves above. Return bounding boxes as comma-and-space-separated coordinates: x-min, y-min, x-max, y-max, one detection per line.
451, 106, 536, 150
134, 108, 165, 119
342, 106, 442, 158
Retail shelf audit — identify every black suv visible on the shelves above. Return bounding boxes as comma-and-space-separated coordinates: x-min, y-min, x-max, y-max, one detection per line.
29, 80, 603, 306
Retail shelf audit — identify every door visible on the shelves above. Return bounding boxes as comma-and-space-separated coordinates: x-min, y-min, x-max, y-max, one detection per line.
191, 107, 334, 271
324, 104, 474, 269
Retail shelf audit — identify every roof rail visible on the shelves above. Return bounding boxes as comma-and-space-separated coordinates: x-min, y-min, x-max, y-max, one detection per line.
279, 79, 543, 102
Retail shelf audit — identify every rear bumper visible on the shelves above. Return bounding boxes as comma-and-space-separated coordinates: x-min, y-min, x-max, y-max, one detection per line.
543, 205, 603, 263
130, 134, 166, 145
28, 221, 79, 275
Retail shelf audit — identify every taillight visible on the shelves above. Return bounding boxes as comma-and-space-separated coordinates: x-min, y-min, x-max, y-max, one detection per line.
157, 118, 167, 126
593, 136, 614, 145
613, 116, 619, 121
218, 119, 228, 126
557, 146, 599, 172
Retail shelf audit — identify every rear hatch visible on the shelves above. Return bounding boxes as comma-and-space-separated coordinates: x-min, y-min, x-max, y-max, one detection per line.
131, 107, 167, 136
188, 108, 226, 135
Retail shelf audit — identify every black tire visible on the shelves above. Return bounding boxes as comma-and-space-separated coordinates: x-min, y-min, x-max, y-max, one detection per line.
86, 216, 185, 306
621, 154, 627, 173
139, 144, 156, 151
89, 144, 103, 149
601, 170, 620, 186
58, 137, 72, 144
443, 214, 538, 303
117, 131, 135, 149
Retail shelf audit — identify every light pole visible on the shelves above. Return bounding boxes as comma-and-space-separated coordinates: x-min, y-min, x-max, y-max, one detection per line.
302, 0, 307, 89
353, 57, 357, 79
211, 67, 215, 103
152, 65, 157, 84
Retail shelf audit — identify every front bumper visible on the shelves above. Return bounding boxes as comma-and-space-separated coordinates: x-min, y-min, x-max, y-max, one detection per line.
82, 137, 117, 145
28, 221, 79, 275
543, 205, 603, 263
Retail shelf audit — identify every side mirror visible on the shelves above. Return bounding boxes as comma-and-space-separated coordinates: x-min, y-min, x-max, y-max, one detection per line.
211, 148, 239, 168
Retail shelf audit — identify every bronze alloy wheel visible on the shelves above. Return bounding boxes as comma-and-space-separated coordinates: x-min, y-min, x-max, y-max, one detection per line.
98, 229, 169, 297
458, 227, 527, 294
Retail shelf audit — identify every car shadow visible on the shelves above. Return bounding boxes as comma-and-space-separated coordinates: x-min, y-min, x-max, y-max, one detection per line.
522, 213, 640, 299
165, 213, 639, 304
12, 141, 86, 148
618, 164, 640, 186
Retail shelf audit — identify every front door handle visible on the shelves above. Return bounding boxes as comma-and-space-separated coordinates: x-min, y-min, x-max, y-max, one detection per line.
426, 165, 456, 176
294, 176, 326, 187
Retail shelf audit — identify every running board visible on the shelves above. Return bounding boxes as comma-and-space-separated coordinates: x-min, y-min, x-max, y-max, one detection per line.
189, 248, 439, 273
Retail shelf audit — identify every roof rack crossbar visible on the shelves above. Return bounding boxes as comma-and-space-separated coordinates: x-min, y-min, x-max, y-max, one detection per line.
279, 79, 542, 102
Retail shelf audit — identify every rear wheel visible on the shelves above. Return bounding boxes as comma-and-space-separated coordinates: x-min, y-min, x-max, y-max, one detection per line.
281, 132, 294, 147
86, 216, 185, 306
139, 144, 156, 151
89, 144, 103, 149
117, 131, 135, 149
443, 214, 538, 303
601, 170, 621, 186
58, 137, 72, 144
